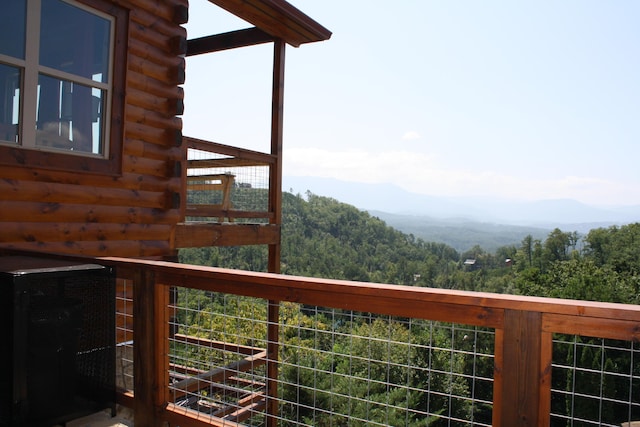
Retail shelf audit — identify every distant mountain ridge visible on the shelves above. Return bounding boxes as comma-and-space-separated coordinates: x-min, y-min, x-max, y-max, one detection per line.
367, 211, 550, 253
284, 176, 640, 228
283, 176, 640, 252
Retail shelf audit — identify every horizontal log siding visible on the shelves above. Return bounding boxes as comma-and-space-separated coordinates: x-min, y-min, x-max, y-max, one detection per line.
0, 0, 187, 259
0, 201, 180, 227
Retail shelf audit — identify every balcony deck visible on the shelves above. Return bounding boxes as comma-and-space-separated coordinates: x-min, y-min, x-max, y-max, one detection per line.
175, 137, 281, 249
5, 250, 640, 426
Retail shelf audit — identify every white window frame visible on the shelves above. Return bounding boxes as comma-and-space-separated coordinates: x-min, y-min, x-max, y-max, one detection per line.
0, 0, 115, 158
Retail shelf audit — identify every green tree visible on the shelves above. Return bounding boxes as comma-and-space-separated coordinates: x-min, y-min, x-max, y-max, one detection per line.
543, 228, 578, 266
584, 223, 640, 277
521, 234, 534, 268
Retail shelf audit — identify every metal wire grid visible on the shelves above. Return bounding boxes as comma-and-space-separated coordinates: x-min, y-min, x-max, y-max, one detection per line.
167, 289, 495, 426
550, 335, 640, 426
115, 282, 640, 426
186, 148, 270, 223
168, 289, 269, 425
115, 278, 134, 392
277, 305, 494, 427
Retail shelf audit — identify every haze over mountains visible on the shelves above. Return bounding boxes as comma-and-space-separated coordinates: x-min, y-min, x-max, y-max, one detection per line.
284, 176, 640, 226
284, 176, 640, 252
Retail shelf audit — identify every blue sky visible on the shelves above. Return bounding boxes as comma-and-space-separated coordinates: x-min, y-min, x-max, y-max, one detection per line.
183, 1, 640, 207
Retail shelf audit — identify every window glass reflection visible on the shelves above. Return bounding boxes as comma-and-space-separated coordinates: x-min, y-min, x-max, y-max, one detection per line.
0, 0, 26, 59
40, 0, 111, 83
36, 74, 104, 155
0, 64, 21, 144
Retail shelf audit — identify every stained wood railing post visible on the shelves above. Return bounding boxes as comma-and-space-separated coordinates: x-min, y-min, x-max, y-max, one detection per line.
266, 300, 280, 427
133, 268, 165, 427
497, 309, 550, 427
266, 38, 286, 427
155, 281, 171, 411
268, 38, 285, 275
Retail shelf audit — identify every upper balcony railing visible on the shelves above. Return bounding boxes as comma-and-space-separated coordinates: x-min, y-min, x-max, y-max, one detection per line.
183, 136, 276, 224
96, 255, 640, 427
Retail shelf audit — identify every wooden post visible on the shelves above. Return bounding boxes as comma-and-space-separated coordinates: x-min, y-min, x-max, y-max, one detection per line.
538, 331, 553, 426
155, 282, 171, 411
268, 39, 285, 274
133, 268, 167, 427
266, 300, 280, 427
497, 309, 548, 426
266, 39, 286, 427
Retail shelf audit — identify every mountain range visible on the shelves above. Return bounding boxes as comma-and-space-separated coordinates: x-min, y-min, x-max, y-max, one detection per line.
284, 176, 640, 227
283, 176, 640, 252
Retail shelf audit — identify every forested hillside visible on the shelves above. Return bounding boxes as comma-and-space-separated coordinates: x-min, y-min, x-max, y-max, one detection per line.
178, 192, 640, 425
180, 191, 640, 302
181, 192, 458, 285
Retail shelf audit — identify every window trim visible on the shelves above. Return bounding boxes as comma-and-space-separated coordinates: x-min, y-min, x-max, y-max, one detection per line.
0, 0, 127, 176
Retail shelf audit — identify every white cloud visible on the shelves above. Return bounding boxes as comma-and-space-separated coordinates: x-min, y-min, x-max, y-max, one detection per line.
284, 147, 640, 206
402, 131, 421, 141
284, 147, 436, 185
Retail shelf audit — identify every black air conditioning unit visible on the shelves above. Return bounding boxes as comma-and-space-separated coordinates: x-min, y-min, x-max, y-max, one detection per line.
0, 256, 116, 426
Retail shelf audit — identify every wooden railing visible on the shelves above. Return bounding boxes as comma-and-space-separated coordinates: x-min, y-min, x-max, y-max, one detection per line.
183, 136, 276, 222
3, 249, 637, 425
176, 137, 281, 249
91, 256, 640, 427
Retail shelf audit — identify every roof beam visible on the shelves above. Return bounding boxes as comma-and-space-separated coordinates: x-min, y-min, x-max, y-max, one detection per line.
187, 27, 275, 56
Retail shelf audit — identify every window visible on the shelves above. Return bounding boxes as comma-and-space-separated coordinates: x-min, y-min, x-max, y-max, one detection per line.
0, 0, 126, 174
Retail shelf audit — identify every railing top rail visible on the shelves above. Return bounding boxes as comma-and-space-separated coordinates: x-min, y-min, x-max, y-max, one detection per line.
184, 136, 276, 165
101, 256, 640, 330
3, 247, 638, 335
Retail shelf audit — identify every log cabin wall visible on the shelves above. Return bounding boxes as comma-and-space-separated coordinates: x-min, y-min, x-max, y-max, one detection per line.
0, 0, 189, 260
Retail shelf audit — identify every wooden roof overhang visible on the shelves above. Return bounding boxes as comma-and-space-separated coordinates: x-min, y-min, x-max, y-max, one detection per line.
187, 0, 331, 56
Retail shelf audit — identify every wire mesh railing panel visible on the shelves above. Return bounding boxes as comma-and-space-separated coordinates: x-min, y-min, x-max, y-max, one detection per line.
186, 147, 270, 223
167, 288, 495, 426
14, 252, 640, 426
168, 288, 270, 426
550, 335, 640, 427
277, 304, 494, 427
116, 278, 134, 392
